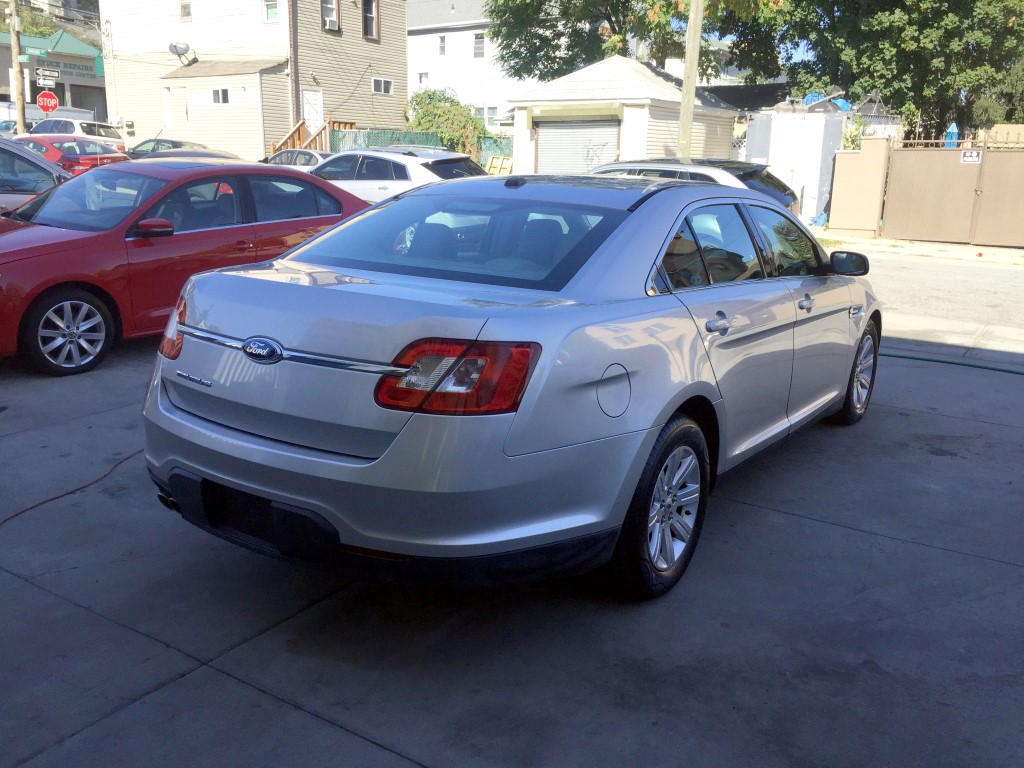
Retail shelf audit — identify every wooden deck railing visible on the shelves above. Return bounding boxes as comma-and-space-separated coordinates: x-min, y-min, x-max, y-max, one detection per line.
269, 117, 356, 155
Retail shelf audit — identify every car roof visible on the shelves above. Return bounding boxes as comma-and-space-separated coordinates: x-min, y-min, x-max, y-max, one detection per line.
121, 157, 337, 179
18, 134, 110, 142
330, 147, 471, 163
404, 174, 739, 209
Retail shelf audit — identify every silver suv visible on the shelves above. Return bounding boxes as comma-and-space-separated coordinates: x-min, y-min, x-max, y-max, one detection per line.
311, 147, 487, 203
29, 119, 125, 151
589, 159, 800, 215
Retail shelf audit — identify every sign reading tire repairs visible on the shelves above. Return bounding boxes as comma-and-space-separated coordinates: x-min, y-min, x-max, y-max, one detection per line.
36, 91, 59, 114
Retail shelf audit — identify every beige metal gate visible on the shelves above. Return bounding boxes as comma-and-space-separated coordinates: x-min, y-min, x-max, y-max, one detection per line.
883, 145, 1024, 247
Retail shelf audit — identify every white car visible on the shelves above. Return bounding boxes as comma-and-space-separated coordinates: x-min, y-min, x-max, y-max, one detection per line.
29, 118, 125, 151
262, 148, 334, 171
310, 147, 487, 203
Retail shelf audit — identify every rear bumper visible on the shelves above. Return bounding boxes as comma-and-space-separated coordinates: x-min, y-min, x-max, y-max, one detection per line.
143, 371, 655, 574
150, 467, 618, 586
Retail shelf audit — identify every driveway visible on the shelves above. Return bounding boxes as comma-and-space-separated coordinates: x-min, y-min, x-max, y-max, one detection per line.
2, 245, 1023, 766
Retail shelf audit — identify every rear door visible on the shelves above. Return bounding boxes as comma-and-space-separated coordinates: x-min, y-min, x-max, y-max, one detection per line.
247, 174, 347, 259
670, 203, 797, 468
744, 204, 854, 426
125, 175, 256, 333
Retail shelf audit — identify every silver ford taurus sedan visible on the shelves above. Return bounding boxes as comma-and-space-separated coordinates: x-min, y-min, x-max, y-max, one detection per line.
143, 176, 880, 598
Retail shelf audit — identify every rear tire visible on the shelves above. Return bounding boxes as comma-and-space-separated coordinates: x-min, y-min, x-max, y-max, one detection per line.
833, 319, 879, 425
610, 416, 709, 600
21, 288, 115, 376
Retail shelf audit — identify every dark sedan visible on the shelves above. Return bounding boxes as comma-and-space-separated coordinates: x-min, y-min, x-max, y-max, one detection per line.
0, 159, 368, 375
126, 138, 208, 159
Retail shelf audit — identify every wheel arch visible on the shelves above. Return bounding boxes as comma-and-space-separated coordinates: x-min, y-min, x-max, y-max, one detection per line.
18, 281, 124, 352
673, 394, 721, 487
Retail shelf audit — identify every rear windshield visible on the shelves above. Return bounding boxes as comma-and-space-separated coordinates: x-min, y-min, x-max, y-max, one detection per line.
285, 194, 628, 291
423, 158, 488, 179
739, 169, 796, 205
82, 123, 122, 140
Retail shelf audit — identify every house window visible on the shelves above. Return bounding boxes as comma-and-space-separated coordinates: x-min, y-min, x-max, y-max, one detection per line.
263, 0, 278, 22
372, 78, 392, 95
418, 72, 429, 86
474, 106, 498, 128
474, 33, 485, 58
213, 89, 229, 104
439, 36, 445, 55
322, 0, 338, 30
180, 0, 191, 21
363, 0, 379, 39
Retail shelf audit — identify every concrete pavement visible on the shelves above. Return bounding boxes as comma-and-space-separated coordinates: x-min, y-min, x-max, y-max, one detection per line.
2, 268, 1024, 766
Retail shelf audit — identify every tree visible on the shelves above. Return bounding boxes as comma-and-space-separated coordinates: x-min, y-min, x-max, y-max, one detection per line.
717, 0, 1024, 137
406, 89, 487, 157
485, 0, 761, 82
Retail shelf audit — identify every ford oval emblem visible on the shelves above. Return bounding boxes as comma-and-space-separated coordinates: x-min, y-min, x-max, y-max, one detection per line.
241, 337, 284, 364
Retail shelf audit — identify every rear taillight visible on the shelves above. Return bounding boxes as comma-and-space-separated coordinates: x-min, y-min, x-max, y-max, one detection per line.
374, 338, 540, 415
158, 296, 187, 360
59, 159, 89, 173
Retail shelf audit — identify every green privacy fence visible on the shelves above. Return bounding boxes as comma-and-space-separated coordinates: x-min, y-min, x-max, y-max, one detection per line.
330, 130, 444, 152
330, 129, 514, 169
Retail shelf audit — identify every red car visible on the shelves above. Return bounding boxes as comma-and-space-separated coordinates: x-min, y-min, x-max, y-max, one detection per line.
0, 158, 368, 375
16, 134, 130, 175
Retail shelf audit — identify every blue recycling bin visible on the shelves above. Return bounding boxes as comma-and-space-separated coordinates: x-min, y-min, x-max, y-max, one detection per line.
944, 122, 959, 147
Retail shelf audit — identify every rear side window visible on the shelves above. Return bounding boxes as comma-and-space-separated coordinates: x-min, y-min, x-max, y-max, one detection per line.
686, 204, 764, 283
251, 176, 335, 221
285, 195, 628, 291
83, 123, 122, 140
741, 169, 796, 207
356, 156, 395, 180
424, 158, 487, 179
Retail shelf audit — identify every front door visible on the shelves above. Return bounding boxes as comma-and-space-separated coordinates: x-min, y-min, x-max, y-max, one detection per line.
125, 176, 256, 334
666, 204, 796, 469
744, 204, 854, 427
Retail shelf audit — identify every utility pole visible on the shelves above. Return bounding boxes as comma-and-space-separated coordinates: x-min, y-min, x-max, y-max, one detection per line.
8, 0, 27, 134
676, 0, 705, 162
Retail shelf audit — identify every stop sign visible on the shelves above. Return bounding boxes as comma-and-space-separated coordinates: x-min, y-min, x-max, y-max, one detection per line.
36, 91, 59, 114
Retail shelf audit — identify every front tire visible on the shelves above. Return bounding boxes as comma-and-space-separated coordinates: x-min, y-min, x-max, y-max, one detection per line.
833, 319, 879, 425
21, 288, 115, 376
610, 416, 709, 599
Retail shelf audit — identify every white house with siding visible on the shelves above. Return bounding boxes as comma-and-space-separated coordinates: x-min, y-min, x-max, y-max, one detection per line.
99, 0, 407, 160
406, 0, 537, 133
508, 56, 739, 174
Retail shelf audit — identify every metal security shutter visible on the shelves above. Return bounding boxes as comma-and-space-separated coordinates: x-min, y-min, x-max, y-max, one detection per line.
536, 121, 620, 173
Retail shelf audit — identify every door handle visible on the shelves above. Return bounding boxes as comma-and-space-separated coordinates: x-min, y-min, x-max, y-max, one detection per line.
706, 311, 733, 334
234, 240, 254, 252
378, 185, 389, 190
797, 293, 815, 311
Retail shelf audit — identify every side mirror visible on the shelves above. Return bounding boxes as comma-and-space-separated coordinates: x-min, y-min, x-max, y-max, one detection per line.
830, 250, 869, 276
135, 217, 175, 238
259, 157, 270, 164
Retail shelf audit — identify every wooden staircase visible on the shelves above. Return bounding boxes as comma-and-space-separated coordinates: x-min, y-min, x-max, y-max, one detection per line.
269, 116, 355, 154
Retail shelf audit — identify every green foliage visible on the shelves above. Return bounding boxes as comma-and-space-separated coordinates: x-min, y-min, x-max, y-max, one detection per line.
0, 8, 58, 37
841, 113, 866, 149
485, 0, 762, 82
717, 0, 1024, 137
406, 89, 488, 158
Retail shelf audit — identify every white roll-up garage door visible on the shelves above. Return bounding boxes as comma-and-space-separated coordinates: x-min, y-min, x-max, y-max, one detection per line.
535, 120, 620, 173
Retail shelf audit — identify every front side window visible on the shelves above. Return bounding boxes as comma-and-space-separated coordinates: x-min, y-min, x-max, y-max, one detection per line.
314, 154, 358, 181
144, 177, 242, 232
746, 205, 822, 277
250, 176, 339, 221
363, 0, 379, 39
686, 204, 763, 283
474, 33, 485, 57
284, 195, 628, 291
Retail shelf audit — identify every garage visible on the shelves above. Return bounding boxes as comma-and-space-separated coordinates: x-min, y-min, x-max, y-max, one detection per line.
535, 120, 620, 173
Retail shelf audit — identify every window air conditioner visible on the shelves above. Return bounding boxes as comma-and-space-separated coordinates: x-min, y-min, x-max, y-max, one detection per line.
324, 17, 339, 30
